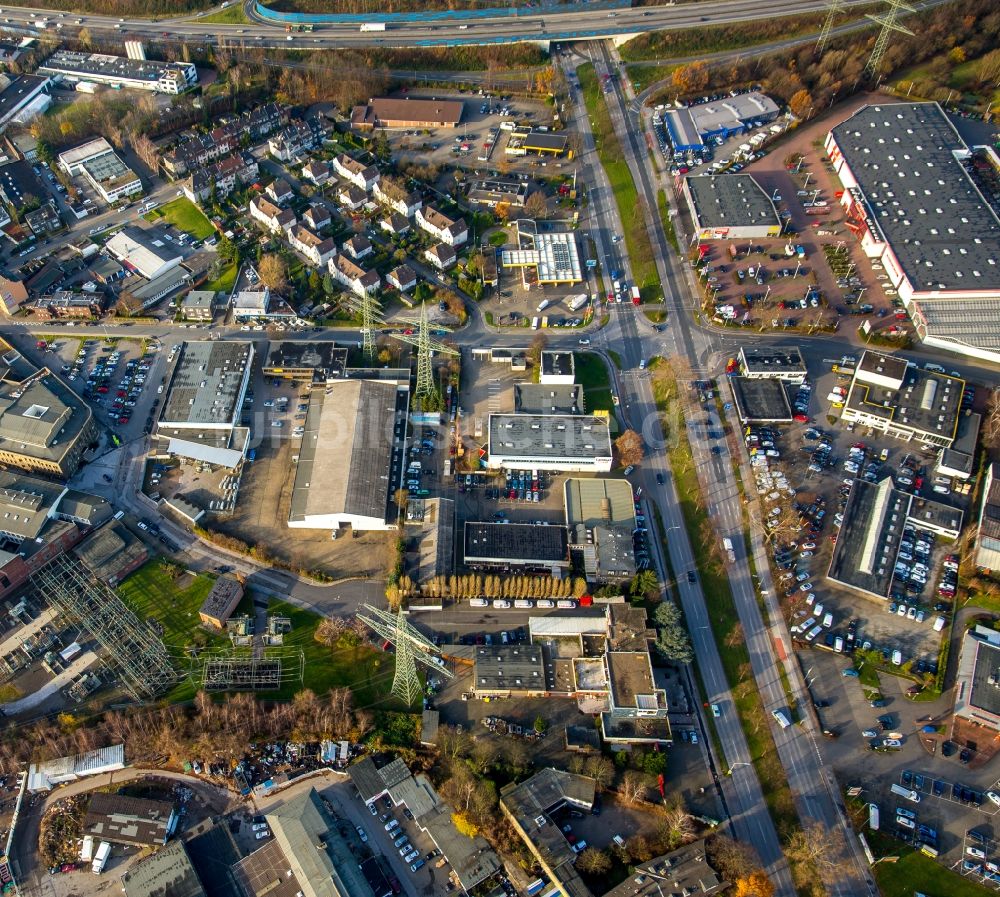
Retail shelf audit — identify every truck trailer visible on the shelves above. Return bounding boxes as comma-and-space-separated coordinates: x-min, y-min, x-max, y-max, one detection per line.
360, 22, 386, 31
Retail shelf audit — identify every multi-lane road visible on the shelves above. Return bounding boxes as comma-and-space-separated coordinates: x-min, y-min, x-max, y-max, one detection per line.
0, 0, 878, 48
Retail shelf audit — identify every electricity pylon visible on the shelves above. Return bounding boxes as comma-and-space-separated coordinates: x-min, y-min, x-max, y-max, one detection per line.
815, 0, 842, 54
864, 0, 915, 81
392, 304, 457, 405
340, 291, 383, 360
355, 603, 453, 706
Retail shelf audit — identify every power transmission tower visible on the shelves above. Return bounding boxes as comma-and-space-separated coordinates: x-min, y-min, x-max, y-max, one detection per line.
392, 306, 457, 407
414, 303, 436, 402
815, 0, 842, 54
864, 0, 915, 81
359, 291, 379, 360
355, 603, 453, 706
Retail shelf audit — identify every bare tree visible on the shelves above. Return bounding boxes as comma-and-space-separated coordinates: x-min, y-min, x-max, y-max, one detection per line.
619, 771, 648, 806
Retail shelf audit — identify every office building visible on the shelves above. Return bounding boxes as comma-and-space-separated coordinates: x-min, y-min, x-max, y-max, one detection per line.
40, 50, 197, 94
486, 413, 612, 472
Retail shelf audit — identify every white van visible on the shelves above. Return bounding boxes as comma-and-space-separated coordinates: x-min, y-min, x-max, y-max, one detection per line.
892, 649, 902, 665
822, 612, 833, 628
933, 615, 947, 632
493, 599, 511, 609
772, 710, 791, 729
470, 598, 488, 607
536, 599, 555, 608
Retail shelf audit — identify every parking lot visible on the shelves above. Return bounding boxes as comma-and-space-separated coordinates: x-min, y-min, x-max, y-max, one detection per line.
40, 334, 167, 443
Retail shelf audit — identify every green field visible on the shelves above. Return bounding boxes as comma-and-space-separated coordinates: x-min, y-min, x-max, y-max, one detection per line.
205, 261, 239, 294
146, 197, 215, 240
867, 831, 993, 897
196, 4, 250, 23
269, 601, 412, 710
577, 63, 660, 298
575, 352, 614, 417
119, 562, 222, 648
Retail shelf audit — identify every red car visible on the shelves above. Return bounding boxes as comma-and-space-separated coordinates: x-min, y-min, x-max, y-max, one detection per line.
97, 386, 109, 394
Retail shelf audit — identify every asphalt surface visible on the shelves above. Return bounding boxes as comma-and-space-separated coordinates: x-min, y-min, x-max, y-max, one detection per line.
3, 0, 878, 48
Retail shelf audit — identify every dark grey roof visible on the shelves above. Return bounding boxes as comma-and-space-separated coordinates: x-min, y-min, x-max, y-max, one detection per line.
348, 756, 387, 803
971, 640, 1000, 719
84, 792, 175, 846
827, 478, 908, 598
474, 645, 545, 692
514, 383, 583, 415
940, 411, 980, 476
488, 413, 611, 460
263, 341, 347, 381
739, 346, 806, 375
540, 350, 574, 378
0, 75, 48, 124
728, 376, 792, 422
122, 840, 206, 897
464, 522, 568, 565
830, 102, 1000, 293
685, 174, 781, 229
160, 341, 252, 427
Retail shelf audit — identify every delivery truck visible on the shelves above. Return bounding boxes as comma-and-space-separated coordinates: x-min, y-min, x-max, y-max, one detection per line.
360, 22, 386, 31
92, 841, 111, 874
568, 293, 589, 311
722, 537, 736, 563
631, 285, 641, 305
890, 783, 920, 803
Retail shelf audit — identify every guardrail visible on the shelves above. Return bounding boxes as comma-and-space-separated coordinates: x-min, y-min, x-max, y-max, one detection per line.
253, 0, 629, 24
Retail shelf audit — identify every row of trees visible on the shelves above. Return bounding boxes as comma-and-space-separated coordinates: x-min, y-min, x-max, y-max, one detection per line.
0, 687, 370, 774
418, 573, 588, 599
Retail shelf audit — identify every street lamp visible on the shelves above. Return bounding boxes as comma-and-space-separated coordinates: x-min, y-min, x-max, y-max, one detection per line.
727, 762, 752, 775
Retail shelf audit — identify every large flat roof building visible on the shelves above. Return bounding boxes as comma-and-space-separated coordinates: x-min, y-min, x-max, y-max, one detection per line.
473, 644, 546, 697
828, 477, 963, 599
288, 379, 408, 532
827, 102, 1000, 363
351, 97, 463, 130
122, 840, 207, 897
84, 793, 177, 847
0, 75, 50, 130
40, 50, 197, 94
464, 521, 569, 572
976, 462, 1000, 574
500, 769, 597, 897
156, 341, 253, 469
665, 91, 779, 151
842, 351, 964, 447
263, 341, 347, 383
954, 625, 1000, 735
0, 370, 96, 476
684, 174, 782, 239
487, 413, 612, 472
105, 227, 182, 281
501, 220, 583, 285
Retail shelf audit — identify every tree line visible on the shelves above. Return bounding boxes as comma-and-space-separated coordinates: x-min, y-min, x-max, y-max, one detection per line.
4, 0, 209, 14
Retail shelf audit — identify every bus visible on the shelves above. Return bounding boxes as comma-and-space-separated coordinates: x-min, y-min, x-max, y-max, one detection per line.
526, 881, 546, 897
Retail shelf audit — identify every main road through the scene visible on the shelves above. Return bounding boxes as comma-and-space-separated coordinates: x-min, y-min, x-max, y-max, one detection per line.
0, 0, 886, 48
591, 37, 877, 896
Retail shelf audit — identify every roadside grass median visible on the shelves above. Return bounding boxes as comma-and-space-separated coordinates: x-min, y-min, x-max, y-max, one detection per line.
647, 358, 821, 895
578, 63, 660, 296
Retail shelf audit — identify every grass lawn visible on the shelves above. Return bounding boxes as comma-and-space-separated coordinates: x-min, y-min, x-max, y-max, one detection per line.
196, 5, 250, 23
119, 562, 220, 648
576, 352, 614, 416
204, 261, 238, 294
577, 64, 660, 296
643, 309, 667, 324
626, 64, 677, 94
867, 831, 993, 897
146, 197, 215, 241
118, 561, 229, 703
657, 190, 680, 255
268, 601, 412, 711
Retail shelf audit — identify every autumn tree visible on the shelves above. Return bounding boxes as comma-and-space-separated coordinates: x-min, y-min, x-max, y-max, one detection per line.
576, 847, 612, 876
734, 870, 775, 897
523, 190, 549, 220
672, 61, 710, 95
615, 429, 645, 467
707, 833, 760, 883
258, 254, 288, 294
789, 89, 814, 119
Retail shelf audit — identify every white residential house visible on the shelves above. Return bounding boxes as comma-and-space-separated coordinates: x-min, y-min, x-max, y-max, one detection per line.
303, 204, 332, 232
265, 178, 294, 204
332, 153, 380, 192
424, 243, 457, 270
387, 264, 417, 293
250, 196, 296, 235
288, 226, 336, 267
373, 180, 422, 217
416, 204, 467, 246
329, 253, 380, 297
344, 234, 373, 261
338, 184, 367, 211
301, 160, 331, 186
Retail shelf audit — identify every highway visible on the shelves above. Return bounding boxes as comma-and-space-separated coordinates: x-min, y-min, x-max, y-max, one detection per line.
0, 0, 878, 48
